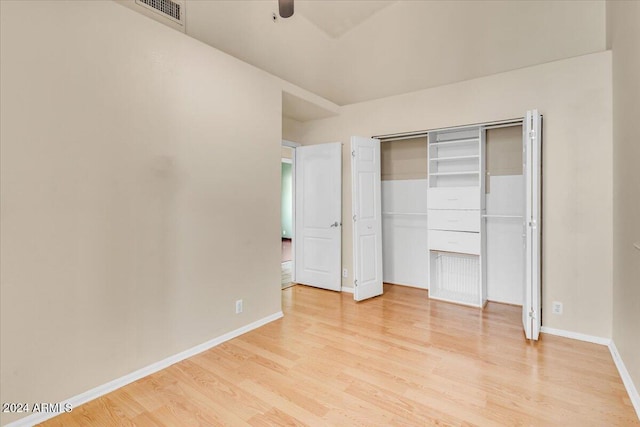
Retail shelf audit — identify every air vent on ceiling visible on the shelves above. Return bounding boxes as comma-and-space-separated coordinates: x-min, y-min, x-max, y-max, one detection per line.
135, 0, 184, 25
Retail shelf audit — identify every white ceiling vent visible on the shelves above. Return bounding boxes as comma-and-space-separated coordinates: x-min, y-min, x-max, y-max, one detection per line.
135, 0, 185, 26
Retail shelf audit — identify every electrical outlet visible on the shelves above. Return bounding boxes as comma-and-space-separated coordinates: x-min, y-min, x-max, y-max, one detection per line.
342, 268, 348, 278
552, 301, 563, 315
235, 299, 243, 314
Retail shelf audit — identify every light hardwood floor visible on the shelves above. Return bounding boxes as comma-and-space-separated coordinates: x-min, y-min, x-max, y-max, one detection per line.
41, 284, 638, 426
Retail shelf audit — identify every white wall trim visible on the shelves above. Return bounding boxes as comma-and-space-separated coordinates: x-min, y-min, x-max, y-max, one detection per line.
609, 341, 640, 420
540, 326, 639, 421
282, 139, 301, 148
387, 282, 429, 291
341, 286, 354, 294
539, 326, 611, 346
4, 311, 284, 427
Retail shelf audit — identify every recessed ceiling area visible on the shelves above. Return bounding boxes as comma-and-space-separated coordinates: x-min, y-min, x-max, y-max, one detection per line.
165, 1, 605, 107
297, 1, 396, 39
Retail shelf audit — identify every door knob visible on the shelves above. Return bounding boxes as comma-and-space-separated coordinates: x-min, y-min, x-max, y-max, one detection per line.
330, 221, 340, 227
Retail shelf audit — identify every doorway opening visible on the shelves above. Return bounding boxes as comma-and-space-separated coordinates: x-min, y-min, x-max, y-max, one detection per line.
281, 145, 294, 289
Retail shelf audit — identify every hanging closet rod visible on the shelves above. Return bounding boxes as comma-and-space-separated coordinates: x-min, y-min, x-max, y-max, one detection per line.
374, 117, 524, 142
483, 122, 524, 130
482, 214, 523, 219
382, 212, 428, 217
377, 134, 427, 142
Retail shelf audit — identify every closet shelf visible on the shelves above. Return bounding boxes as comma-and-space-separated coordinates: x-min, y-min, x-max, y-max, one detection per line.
430, 138, 479, 147
429, 171, 479, 177
430, 155, 480, 162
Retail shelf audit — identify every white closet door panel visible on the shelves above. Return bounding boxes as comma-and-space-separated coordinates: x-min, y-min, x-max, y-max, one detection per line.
428, 209, 480, 232
523, 110, 542, 341
428, 187, 480, 210
428, 230, 480, 255
382, 216, 429, 288
352, 137, 383, 301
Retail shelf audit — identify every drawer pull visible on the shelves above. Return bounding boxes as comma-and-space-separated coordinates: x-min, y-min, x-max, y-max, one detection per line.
447, 198, 459, 201
448, 241, 458, 245
447, 219, 459, 222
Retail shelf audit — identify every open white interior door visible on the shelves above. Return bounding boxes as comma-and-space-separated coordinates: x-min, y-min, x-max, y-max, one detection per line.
351, 137, 383, 301
523, 110, 542, 340
294, 143, 342, 291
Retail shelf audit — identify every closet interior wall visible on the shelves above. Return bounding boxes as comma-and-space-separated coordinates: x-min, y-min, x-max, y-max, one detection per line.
381, 137, 429, 289
485, 125, 525, 305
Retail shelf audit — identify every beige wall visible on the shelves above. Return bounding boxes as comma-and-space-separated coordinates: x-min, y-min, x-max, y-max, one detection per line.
0, 1, 283, 424
298, 52, 613, 338
283, 116, 306, 142
608, 0, 640, 397
486, 125, 523, 194
381, 137, 428, 181
486, 126, 523, 177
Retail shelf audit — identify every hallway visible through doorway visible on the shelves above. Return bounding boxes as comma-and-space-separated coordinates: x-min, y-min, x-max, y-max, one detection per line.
281, 147, 294, 288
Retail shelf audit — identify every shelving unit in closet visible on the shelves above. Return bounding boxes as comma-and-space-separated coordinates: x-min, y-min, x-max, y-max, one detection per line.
427, 126, 486, 307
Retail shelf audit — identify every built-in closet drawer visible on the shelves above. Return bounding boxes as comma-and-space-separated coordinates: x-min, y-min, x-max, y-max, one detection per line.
428, 230, 480, 255
428, 187, 480, 210
428, 209, 480, 232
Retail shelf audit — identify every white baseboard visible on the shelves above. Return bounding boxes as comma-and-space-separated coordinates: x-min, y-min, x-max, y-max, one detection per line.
385, 282, 429, 290
341, 286, 354, 293
539, 326, 611, 346
540, 326, 639, 421
609, 341, 640, 420
4, 311, 284, 427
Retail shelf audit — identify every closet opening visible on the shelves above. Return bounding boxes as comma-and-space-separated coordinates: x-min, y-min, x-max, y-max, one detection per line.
376, 115, 540, 336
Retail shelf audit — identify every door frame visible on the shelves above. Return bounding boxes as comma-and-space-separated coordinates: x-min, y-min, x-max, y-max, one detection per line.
282, 140, 300, 284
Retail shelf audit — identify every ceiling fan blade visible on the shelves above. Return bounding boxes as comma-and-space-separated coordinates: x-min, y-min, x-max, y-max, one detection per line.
279, 0, 294, 18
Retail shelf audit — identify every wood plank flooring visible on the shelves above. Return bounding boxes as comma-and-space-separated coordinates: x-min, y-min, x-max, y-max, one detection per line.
40, 284, 638, 426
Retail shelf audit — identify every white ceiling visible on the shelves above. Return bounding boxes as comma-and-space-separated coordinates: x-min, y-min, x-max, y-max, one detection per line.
181, 1, 604, 112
